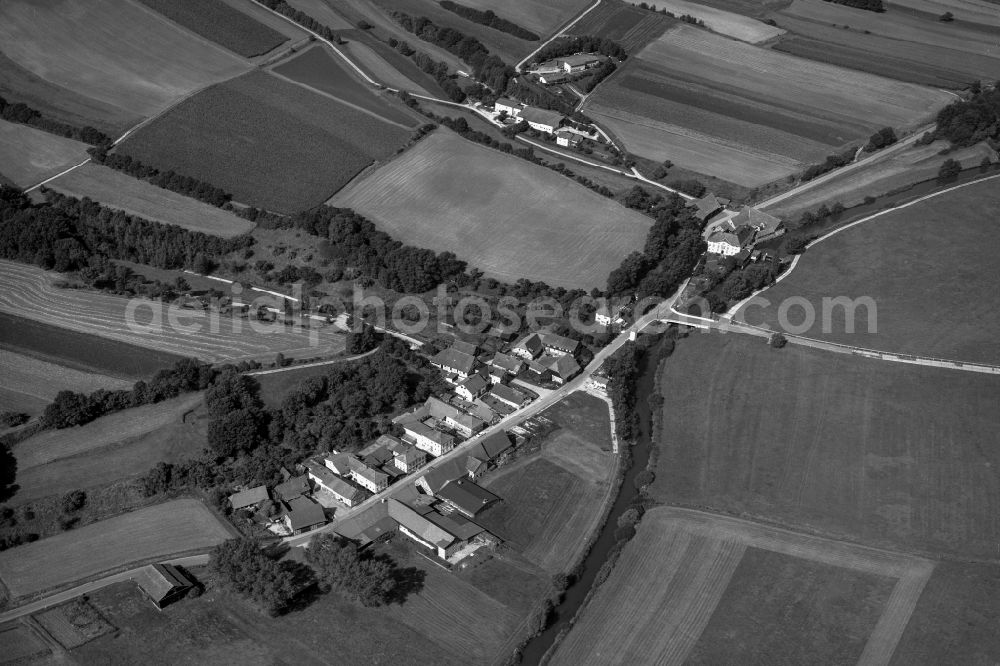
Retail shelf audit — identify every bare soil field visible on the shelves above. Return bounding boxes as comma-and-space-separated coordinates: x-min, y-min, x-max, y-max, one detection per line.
587, 23, 951, 185
330, 131, 653, 289
0, 0, 251, 122
134, 0, 289, 57
0, 261, 347, 364
48, 164, 256, 239
750, 176, 1000, 363
623, 0, 784, 42
568, 2, 674, 52
551, 508, 932, 666
0, 119, 88, 189
0, 499, 232, 599
436, 0, 594, 35
118, 70, 411, 213
0, 350, 130, 419
653, 333, 1000, 558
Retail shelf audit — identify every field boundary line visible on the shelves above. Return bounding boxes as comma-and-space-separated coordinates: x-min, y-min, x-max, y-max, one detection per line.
515, 0, 604, 72
857, 560, 934, 666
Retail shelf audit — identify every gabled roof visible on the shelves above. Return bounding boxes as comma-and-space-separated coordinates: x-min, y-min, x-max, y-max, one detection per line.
688, 193, 724, 221
358, 441, 394, 466
134, 563, 191, 603
403, 421, 455, 447
424, 509, 485, 541
478, 430, 514, 458
273, 475, 310, 501
457, 374, 488, 396
470, 399, 498, 423
540, 332, 580, 353
305, 461, 361, 500
426, 396, 462, 421
733, 206, 782, 234
449, 411, 486, 432
490, 383, 525, 405
285, 496, 326, 531
543, 354, 581, 379
436, 479, 500, 516
494, 97, 522, 109
229, 485, 268, 509
349, 457, 389, 486
450, 340, 478, 356
417, 457, 468, 493
490, 353, 523, 373
324, 452, 353, 476
520, 107, 564, 128
513, 333, 544, 355
430, 348, 476, 375
388, 499, 455, 548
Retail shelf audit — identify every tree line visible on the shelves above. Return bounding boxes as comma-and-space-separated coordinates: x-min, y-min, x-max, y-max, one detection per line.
388, 37, 467, 102
923, 83, 1000, 148
823, 0, 884, 12
531, 36, 627, 64
439, 1, 539, 40
256, 0, 343, 42
89, 148, 233, 207
0, 95, 111, 147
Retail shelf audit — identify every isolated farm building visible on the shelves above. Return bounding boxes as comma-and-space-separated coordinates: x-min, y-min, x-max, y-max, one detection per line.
430, 347, 477, 379
511, 333, 544, 359
456, 374, 489, 401
436, 478, 500, 517
707, 225, 754, 256
228, 485, 268, 511
543, 354, 582, 385
558, 53, 604, 73
305, 461, 363, 506
134, 563, 194, 609
273, 475, 310, 501
555, 130, 581, 148
687, 193, 726, 223
490, 353, 524, 377
403, 421, 456, 457
283, 496, 327, 534
520, 107, 564, 134
494, 97, 523, 117
416, 457, 470, 495
540, 332, 581, 357
734, 206, 785, 245
490, 383, 528, 409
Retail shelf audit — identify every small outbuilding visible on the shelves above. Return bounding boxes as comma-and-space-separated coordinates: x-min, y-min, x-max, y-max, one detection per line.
134, 563, 194, 609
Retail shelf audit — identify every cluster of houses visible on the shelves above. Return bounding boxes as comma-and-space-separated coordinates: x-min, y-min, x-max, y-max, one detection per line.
687, 193, 785, 260
493, 97, 588, 149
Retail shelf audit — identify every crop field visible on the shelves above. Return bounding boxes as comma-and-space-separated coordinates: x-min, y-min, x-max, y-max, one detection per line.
286, 0, 353, 29
653, 332, 1000, 558
331, 131, 653, 289
134, 0, 289, 57
0, 0, 250, 123
772, 0, 1000, 87
585, 24, 951, 185
0, 261, 347, 364
0, 119, 89, 188
49, 164, 256, 239
270, 44, 417, 126
0, 350, 130, 419
436, 0, 594, 35
118, 70, 411, 213
886, 0, 1000, 26
749, 176, 1000, 363
0, 499, 232, 599
551, 508, 933, 666
764, 139, 997, 217
341, 39, 432, 95
622, 0, 784, 42
479, 393, 615, 571
568, 2, 674, 53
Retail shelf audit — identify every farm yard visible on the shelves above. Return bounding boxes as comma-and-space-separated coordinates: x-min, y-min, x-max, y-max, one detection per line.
270, 44, 418, 126
47, 164, 256, 239
0, 350, 130, 419
748, 176, 1000, 363
0, 499, 232, 599
0, 261, 348, 364
0, 0, 250, 124
0, 119, 88, 189
622, 0, 784, 43
550, 508, 932, 666
652, 332, 1000, 559
117, 70, 412, 213
134, 0, 290, 58
567, 2, 675, 53
584, 24, 951, 186
330, 131, 654, 289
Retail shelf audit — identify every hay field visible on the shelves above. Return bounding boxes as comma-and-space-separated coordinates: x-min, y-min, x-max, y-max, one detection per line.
750, 176, 1000, 363
118, 70, 411, 212
438, 0, 594, 35
0, 261, 347, 364
551, 508, 932, 666
0, 119, 88, 188
622, 0, 784, 42
330, 131, 652, 289
134, 0, 289, 57
653, 332, 1000, 558
0, 0, 250, 122
568, 2, 674, 52
0, 350, 130, 418
48, 164, 256, 239
0, 499, 232, 598
585, 24, 951, 185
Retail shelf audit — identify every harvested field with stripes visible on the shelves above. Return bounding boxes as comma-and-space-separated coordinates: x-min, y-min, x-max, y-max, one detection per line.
330, 131, 653, 289
623, 0, 784, 42
585, 24, 950, 186
48, 164, 256, 238
568, 2, 674, 52
0, 499, 232, 599
0, 261, 346, 364
0, 119, 88, 189
551, 508, 932, 666
0, 350, 130, 418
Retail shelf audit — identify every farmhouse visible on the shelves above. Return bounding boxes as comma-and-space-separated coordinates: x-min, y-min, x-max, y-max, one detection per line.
228, 485, 268, 511
349, 458, 390, 494
707, 225, 754, 256
429, 347, 477, 379
555, 130, 581, 148
734, 206, 785, 245
543, 354, 582, 385
456, 373, 489, 401
490, 383, 528, 409
494, 97, 523, 117
134, 563, 194, 610
705, 206, 784, 255
540, 332, 581, 357
283, 496, 327, 534
491, 352, 524, 376
403, 421, 456, 457
416, 457, 469, 494
558, 53, 605, 73
435, 478, 500, 518
388, 499, 479, 560
512, 332, 544, 359
273, 475, 310, 501
520, 107, 564, 134
489, 366, 507, 385
526, 359, 553, 382
378, 434, 427, 473
305, 461, 363, 507
425, 396, 487, 437
687, 193, 726, 223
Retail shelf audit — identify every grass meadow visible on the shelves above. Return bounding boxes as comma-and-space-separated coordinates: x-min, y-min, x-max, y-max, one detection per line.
330, 131, 653, 289
0, 350, 131, 420
118, 70, 412, 212
134, 0, 290, 58
49, 164, 256, 238
0, 119, 88, 188
746, 176, 1000, 364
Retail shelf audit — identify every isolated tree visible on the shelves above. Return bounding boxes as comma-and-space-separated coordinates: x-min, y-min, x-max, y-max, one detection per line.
939, 11, 954, 21
770, 332, 788, 348
937, 158, 962, 183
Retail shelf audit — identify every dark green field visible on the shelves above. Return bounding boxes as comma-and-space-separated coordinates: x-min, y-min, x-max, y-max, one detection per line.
135, 0, 288, 57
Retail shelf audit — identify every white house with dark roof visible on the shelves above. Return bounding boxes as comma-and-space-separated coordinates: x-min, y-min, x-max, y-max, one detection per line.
540, 332, 581, 357
558, 53, 604, 72
429, 347, 477, 379
707, 224, 754, 256
494, 97, 523, 117
555, 129, 581, 148
490, 383, 528, 409
520, 107, 564, 134
455, 374, 489, 401
403, 421, 456, 457
511, 332, 544, 359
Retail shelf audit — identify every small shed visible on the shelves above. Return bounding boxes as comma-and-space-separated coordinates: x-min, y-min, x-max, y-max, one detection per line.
134, 563, 194, 609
